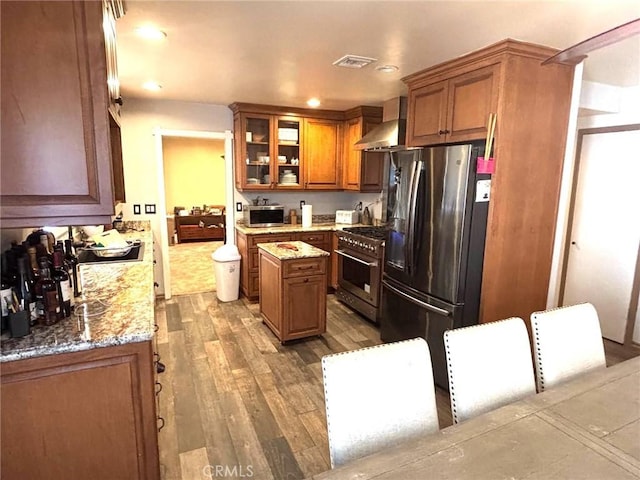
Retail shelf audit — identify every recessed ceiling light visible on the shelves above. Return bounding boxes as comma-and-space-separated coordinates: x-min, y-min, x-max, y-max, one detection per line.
135, 25, 167, 40
376, 65, 399, 73
307, 98, 321, 108
142, 81, 162, 91
333, 55, 377, 69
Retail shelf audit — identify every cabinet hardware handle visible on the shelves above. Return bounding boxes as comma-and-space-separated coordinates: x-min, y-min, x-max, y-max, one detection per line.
154, 323, 159, 332
157, 416, 165, 432
154, 352, 160, 361
438, 130, 445, 135
114, 96, 123, 106
156, 361, 166, 374
154, 282, 159, 288
304, 278, 309, 283
155, 381, 163, 395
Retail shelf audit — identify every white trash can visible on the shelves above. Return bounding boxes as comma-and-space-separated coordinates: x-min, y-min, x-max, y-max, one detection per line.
212, 244, 241, 302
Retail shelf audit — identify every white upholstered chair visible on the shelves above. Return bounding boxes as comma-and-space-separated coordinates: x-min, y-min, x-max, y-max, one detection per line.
530, 302, 606, 392
321, 338, 440, 468
444, 317, 536, 424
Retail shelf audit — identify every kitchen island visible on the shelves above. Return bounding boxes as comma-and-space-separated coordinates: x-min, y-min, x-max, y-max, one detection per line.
0, 223, 160, 480
259, 241, 329, 343
236, 221, 361, 299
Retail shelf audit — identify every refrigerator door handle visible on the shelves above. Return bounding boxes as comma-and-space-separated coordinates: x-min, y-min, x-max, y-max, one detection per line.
334, 250, 378, 267
406, 160, 422, 275
382, 279, 451, 317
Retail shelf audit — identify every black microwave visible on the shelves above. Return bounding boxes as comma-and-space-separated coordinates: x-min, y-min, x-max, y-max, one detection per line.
243, 205, 285, 227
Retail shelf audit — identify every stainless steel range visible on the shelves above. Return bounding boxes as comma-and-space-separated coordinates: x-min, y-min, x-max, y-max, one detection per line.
335, 226, 386, 324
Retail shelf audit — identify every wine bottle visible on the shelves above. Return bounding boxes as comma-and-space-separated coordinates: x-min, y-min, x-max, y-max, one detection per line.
52, 247, 71, 318
35, 257, 60, 326
1, 256, 12, 333
64, 239, 81, 298
17, 256, 37, 326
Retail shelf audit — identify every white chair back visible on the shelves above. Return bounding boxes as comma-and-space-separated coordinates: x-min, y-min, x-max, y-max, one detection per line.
530, 302, 606, 392
321, 338, 439, 468
444, 317, 536, 424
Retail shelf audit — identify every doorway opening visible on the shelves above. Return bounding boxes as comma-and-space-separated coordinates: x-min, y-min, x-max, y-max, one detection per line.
154, 129, 234, 300
164, 136, 226, 295
560, 124, 640, 346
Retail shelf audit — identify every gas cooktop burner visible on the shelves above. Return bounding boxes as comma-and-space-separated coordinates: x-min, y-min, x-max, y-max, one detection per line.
342, 226, 387, 240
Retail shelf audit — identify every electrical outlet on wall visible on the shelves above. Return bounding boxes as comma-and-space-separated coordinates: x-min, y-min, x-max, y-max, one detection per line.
144, 204, 156, 214
236, 202, 242, 212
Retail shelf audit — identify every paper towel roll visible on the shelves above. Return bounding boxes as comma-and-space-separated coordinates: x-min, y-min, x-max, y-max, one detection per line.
302, 204, 313, 228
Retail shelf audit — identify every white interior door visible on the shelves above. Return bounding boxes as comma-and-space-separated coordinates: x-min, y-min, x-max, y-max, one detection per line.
562, 128, 640, 343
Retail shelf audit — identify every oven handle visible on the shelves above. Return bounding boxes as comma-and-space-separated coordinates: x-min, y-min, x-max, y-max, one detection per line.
382, 279, 451, 317
334, 250, 378, 267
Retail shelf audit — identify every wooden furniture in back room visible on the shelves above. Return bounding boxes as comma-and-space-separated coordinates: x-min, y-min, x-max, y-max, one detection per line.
175, 208, 225, 243
258, 241, 329, 343
403, 39, 575, 325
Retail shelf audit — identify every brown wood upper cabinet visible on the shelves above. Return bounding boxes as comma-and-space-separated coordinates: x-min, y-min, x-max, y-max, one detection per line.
404, 39, 575, 325
0, 0, 125, 228
231, 103, 357, 192
303, 118, 343, 189
406, 64, 500, 147
342, 107, 385, 192
232, 110, 303, 191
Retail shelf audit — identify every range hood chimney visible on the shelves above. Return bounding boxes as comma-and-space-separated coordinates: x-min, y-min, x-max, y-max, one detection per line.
354, 97, 408, 151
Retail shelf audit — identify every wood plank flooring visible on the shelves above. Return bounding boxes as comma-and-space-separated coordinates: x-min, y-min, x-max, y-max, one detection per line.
155, 292, 639, 480
154, 293, 453, 479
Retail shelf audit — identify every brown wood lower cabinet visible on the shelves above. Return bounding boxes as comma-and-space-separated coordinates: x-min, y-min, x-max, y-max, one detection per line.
237, 229, 333, 300
1, 341, 160, 480
259, 249, 327, 343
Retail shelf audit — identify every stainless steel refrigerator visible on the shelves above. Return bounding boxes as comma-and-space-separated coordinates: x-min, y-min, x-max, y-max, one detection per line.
380, 142, 490, 389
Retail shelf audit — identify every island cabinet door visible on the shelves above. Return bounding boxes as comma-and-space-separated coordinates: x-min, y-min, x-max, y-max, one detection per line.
0, 341, 159, 480
283, 274, 327, 340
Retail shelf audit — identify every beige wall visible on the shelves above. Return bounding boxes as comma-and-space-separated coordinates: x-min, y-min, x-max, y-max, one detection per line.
162, 137, 225, 214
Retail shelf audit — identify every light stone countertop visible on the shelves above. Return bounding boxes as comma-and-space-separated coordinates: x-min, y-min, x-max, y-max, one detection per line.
235, 222, 366, 235
1, 222, 155, 363
258, 241, 331, 260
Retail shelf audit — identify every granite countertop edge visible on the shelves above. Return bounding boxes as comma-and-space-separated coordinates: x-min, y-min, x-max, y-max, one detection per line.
1, 222, 156, 363
235, 223, 367, 235
258, 241, 331, 260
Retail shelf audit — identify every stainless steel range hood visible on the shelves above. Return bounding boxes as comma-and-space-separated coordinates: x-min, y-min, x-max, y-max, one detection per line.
354, 97, 408, 151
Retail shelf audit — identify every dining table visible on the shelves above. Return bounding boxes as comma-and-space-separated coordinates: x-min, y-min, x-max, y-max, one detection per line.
310, 356, 640, 479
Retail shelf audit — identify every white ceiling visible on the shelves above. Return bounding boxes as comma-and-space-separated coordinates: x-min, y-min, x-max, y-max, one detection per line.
116, 1, 640, 111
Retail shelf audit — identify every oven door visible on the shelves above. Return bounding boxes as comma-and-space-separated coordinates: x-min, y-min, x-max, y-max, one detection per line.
335, 247, 380, 307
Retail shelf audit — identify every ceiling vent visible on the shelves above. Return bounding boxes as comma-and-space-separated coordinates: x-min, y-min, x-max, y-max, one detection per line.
333, 54, 377, 69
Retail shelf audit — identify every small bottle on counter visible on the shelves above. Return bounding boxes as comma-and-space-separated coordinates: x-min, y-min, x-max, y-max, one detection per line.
290, 209, 297, 225
64, 239, 80, 298
17, 256, 37, 326
35, 257, 61, 326
52, 246, 71, 318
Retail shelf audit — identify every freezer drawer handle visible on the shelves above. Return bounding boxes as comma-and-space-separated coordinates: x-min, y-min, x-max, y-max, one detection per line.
334, 250, 378, 267
382, 280, 451, 317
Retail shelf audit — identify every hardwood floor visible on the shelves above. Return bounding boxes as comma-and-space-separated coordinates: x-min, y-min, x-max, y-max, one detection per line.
154, 292, 639, 479
154, 293, 453, 479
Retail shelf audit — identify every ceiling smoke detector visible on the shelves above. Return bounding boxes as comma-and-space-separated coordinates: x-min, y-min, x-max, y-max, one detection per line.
333, 54, 377, 69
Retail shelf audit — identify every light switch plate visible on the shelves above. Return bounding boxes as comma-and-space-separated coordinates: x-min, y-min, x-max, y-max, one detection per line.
133, 204, 141, 215
144, 204, 156, 214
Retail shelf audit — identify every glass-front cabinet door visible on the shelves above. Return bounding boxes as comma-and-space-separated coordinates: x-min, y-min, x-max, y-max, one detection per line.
243, 114, 272, 189
239, 114, 302, 190
275, 117, 301, 188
